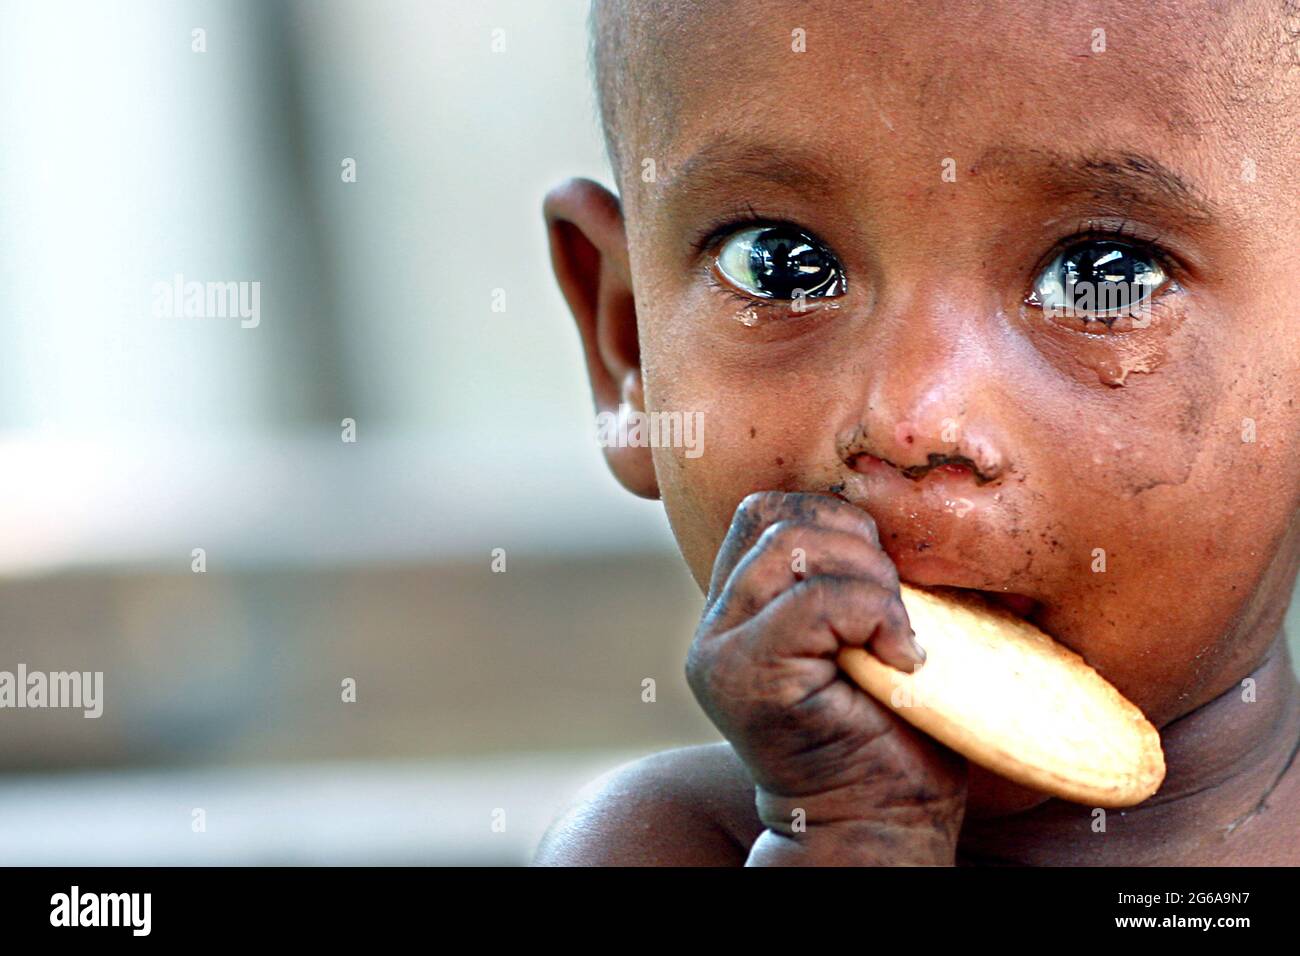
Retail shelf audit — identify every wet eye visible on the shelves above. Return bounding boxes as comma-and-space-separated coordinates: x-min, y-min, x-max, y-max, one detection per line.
1030, 239, 1166, 322
714, 225, 846, 301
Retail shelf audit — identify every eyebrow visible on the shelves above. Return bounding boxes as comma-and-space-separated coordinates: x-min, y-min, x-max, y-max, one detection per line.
660, 135, 839, 203
976, 146, 1221, 226
659, 135, 1221, 228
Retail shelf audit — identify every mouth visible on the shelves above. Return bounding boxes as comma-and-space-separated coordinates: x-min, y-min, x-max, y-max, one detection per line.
903, 578, 1042, 620
976, 589, 1040, 620
894, 453, 1001, 486
826, 482, 1045, 626
885, 552, 1043, 623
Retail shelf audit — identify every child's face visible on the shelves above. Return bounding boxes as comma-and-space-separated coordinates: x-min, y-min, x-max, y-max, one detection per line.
567, 2, 1300, 730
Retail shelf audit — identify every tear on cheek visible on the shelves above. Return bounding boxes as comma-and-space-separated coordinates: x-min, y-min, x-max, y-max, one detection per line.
1034, 297, 1182, 388
1095, 347, 1161, 387
1063, 332, 1167, 387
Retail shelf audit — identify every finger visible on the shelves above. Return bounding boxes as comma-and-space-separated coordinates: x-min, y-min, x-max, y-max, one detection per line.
706, 491, 881, 605
704, 522, 901, 635
745, 575, 920, 674
690, 576, 917, 727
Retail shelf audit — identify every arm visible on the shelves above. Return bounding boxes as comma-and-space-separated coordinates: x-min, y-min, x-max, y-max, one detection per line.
533, 744, 760, 866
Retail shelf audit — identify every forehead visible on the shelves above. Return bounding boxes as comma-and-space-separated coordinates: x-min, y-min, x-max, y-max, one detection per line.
617, 0, 1286, 220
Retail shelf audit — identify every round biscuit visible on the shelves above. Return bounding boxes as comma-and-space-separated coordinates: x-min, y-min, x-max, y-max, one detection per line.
837, 583, 1166, 807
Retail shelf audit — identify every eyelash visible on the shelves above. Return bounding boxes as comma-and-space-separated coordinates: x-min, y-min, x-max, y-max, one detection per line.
1028, 219, 1182, 329
692, 206, 842, 317
688, 202, 767, 256
703, 268, 789, 315
693, 212, 1184, 322
1038, 217, 1178, 277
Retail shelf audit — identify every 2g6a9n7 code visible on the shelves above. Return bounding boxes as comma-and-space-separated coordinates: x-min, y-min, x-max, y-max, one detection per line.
1120, 892, 1251, 906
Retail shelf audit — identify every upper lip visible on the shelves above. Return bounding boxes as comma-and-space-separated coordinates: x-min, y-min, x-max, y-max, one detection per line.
830, 465, 1045, 623
894, 453, 1000, 485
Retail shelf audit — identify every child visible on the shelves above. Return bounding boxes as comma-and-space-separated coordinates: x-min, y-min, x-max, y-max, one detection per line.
536, 0, 1300, 864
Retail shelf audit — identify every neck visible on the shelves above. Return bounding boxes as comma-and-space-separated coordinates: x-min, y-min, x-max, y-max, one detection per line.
957, 632, 1300, 866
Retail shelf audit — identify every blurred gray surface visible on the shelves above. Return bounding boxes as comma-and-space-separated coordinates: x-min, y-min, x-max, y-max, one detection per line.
0, 555, 714, 772
0, 751, 643, 865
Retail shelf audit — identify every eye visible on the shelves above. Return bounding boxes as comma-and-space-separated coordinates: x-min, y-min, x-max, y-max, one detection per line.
1030, 239, 1167, 322
714, 225, 846, 301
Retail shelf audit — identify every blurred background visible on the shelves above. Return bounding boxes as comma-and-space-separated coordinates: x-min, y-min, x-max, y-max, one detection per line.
2, 0, 1297, 866
0, 0, 716, 864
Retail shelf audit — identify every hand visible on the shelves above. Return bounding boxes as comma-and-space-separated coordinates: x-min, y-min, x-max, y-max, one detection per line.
685, 491, 968, 865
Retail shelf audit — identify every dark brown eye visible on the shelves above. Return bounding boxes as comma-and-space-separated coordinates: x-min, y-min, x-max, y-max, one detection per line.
715, 225, 846, 301
1030, 240, 1166, 321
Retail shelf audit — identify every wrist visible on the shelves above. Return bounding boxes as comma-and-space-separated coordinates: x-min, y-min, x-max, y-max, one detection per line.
752, 785, 963, 865
757, 782, 961, 828
746, 821, 957, 866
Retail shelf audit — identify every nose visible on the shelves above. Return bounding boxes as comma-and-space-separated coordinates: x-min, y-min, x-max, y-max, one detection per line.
836, 303, 1013, 484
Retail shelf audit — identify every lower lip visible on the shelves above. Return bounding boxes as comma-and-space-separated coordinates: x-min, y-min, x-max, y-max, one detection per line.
892, 553, 975, 587
893, 555, 1040, 620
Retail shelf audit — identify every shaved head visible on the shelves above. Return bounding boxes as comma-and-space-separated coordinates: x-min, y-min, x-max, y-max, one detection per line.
591, 0, 1300, 193
589, 0, 703, 187
592, 0, 676, 184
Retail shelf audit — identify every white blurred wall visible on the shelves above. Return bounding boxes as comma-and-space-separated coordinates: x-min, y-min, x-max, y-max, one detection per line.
0, 0, 677, 575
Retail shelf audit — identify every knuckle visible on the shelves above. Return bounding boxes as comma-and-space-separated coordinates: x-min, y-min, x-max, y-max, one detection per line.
784, 573, 838, 617
684, 639, 716, 697
703, 643, 754, 706
867, 581, 897, 612
755, 519, 800, 554
731, 492, 785, 546
737, 490, 781, 522
886, 592, 910, 629
861, 550, 899, 588
816, 495, 881, 546
687, 622, 756, 705
854, 509, 881, 543
846, 579, 895, 624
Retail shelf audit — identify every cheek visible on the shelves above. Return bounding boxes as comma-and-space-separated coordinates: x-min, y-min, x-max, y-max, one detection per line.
642, 339, 839, 586
645, 389, 807, 588
1033, 324, 1299, 718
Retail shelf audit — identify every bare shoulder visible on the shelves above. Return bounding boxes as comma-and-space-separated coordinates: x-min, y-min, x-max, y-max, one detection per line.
532, 742, 763, 866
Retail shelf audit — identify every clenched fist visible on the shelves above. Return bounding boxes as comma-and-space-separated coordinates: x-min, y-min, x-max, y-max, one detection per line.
686, 492, 968, 865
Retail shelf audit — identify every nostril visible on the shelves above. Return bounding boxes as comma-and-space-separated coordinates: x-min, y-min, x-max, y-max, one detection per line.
837, 424, 1008, 484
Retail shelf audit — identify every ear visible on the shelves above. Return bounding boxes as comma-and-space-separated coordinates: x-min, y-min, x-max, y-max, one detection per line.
544, 178, 659, 500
